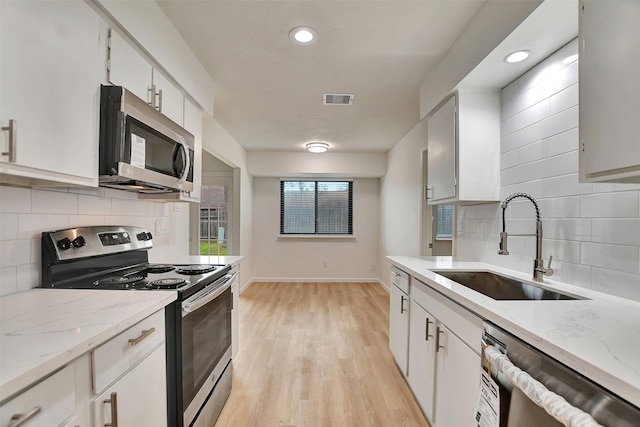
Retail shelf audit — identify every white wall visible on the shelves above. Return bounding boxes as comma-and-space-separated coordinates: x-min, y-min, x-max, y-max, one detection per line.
252, 177, 379, 281
456, 40, 640, 301
248, 152, 387, 178
0, 185, 188, 296
379, 119, 428, 289
202, 118, 253, 289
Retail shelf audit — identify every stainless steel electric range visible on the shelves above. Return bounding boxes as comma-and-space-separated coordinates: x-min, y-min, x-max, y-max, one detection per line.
41, 225, 234, 427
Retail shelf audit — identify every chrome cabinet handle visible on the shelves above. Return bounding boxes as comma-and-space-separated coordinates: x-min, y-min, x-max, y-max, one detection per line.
425, 186, 433, 200
425, 318, 433, 341
391, 271, 399, 277
104, 392, 118, 427
400, 296, 406, 314
147, 84, 155, 107
156, 89, 163, 112
2, 119, 17, 163
127, 327, 155, 346
8, 406, 41, 427
435, 327, 444, 352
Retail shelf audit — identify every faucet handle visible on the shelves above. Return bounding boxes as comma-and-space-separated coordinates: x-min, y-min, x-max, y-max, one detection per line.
545, 255, 554, 277
498, 232, 509, 255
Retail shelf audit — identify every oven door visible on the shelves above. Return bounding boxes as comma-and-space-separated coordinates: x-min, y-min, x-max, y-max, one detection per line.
181, 275, 233, 426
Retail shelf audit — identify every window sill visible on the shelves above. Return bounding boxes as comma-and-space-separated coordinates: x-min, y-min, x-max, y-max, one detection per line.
278, 234, 355, 240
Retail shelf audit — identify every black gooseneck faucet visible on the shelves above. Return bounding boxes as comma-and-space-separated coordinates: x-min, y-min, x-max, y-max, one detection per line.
499, 192, 554, 282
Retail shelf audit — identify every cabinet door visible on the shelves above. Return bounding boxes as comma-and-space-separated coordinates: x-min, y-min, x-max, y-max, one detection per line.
0, 0, 100, 184
183, 99, 203, 202
107, 30, 153, 104
427, 95, 457, 202
434, 324, 481, 427
579, 0, 640, 182
93, 345, 167, 427
152, 70, 184, 126
407, 300, 436, 422
389, 284, 409, 376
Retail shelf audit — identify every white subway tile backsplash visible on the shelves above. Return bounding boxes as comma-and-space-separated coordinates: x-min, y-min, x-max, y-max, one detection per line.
517, 141, 544, 165
518, 99, 549, 129
0, 267, 18, 295
549, 83, 578, 116
591, 268, 640, 302
581, 192, 639, 218
78, 195, 112, 215
0, 186, 31, 213
17, 264, 40, 291
0, 239, 31, 268
112, 198, 140, 215
32, 189, 77, 214
541, 151, 578, 178
502, 122, 543, 153
543, 219, 592, 241
0, 214, 18, 240
502, 151, 519, 169
592, 219, 640, 246
539, 197, 581, 218
542, 106, 578, 139
463, 38, 639, 301
18, 214, 69, 240
544, 128, 578, 157
580, 242, 639, 274
501, 115, 519, 137
68, 215, 106, 227
542, 174, 592, 198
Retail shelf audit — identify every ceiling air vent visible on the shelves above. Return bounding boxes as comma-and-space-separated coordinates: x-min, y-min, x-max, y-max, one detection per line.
323, 93, 354, 105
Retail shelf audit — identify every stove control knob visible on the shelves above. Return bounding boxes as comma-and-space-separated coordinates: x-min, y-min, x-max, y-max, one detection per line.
57, 237, 72, 250
137, 232, 148, 241
146, 232, 153, 240
72, 236, 86, 248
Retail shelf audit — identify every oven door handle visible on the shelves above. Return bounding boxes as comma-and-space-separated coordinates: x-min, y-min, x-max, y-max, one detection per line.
182, 273, 235, 315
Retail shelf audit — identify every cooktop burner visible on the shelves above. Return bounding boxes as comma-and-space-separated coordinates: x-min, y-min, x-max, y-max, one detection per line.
147, 278, 187, 289
145, 263, 176, 273
176, 265, 217, 275
95, 275, 147, 288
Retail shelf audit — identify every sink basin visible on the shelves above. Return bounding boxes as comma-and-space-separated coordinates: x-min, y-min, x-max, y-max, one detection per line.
432, 270, 584, 301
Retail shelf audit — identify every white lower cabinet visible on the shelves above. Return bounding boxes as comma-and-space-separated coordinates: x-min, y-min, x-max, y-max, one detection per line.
389, 283, 410, 376
407, 300, 436, 421
91, 309, 167, 427
393, 265, 483, 427
433, 324, 481, 427
93, 345, 167, 427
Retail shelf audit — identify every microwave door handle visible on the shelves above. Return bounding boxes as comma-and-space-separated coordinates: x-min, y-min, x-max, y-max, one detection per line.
177, 137, 190, 182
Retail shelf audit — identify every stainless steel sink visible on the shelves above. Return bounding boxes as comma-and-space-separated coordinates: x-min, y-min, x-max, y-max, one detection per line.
432, 270, 585, 301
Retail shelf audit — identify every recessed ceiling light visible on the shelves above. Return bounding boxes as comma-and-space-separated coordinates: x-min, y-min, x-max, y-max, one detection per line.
504, 50, 530, 63
289, 27, 318, 45
562, 54, 579, 65
306, 142, 329, 153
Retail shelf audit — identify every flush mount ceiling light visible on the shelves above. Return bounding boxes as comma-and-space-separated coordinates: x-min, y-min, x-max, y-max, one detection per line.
306, 142, 329, 153
504, 50, 531, 63
289, 26, 318, 45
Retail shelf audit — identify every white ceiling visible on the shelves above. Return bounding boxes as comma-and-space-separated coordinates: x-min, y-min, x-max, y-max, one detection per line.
157, 0, 488, 153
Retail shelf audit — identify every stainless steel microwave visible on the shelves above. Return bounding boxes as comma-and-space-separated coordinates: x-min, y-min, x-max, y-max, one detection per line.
99, 85, 194, 194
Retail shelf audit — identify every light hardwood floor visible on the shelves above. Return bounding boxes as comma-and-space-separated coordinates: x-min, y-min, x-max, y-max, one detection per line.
215, 282, 429, 427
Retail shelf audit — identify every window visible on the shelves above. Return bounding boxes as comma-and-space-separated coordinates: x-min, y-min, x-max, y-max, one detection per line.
280, 180, 353, 235
199, 184, 229, 255
435, 205, 454, 240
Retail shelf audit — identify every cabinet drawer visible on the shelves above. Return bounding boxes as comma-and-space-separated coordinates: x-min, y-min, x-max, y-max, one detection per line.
390, 265, 409, 294
0, 365, 75, 427
410, 277, 482, 352
92, 310, 165, 394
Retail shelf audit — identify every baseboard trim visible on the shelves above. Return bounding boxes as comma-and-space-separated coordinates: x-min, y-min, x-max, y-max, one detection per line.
240, 277, 387, 294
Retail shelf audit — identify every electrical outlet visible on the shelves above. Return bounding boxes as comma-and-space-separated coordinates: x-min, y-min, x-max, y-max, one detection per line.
322, 261, 327, 268
370, 264, 376, 271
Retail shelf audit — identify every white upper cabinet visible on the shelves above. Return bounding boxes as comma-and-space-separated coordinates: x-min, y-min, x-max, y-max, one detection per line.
182, 99, 203, 202
107, 29, 185, 126
579, 0, 640, 183
107, 29, 152, 104
0, 0, 101, 186
427, 90, 500, 205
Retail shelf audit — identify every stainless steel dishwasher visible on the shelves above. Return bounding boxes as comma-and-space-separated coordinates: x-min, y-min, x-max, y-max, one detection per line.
480, 322, 639, 427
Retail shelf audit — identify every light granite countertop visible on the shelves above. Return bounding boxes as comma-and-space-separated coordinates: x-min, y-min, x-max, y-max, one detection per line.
386, 256, 640, 408
0, 289, 176, 403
